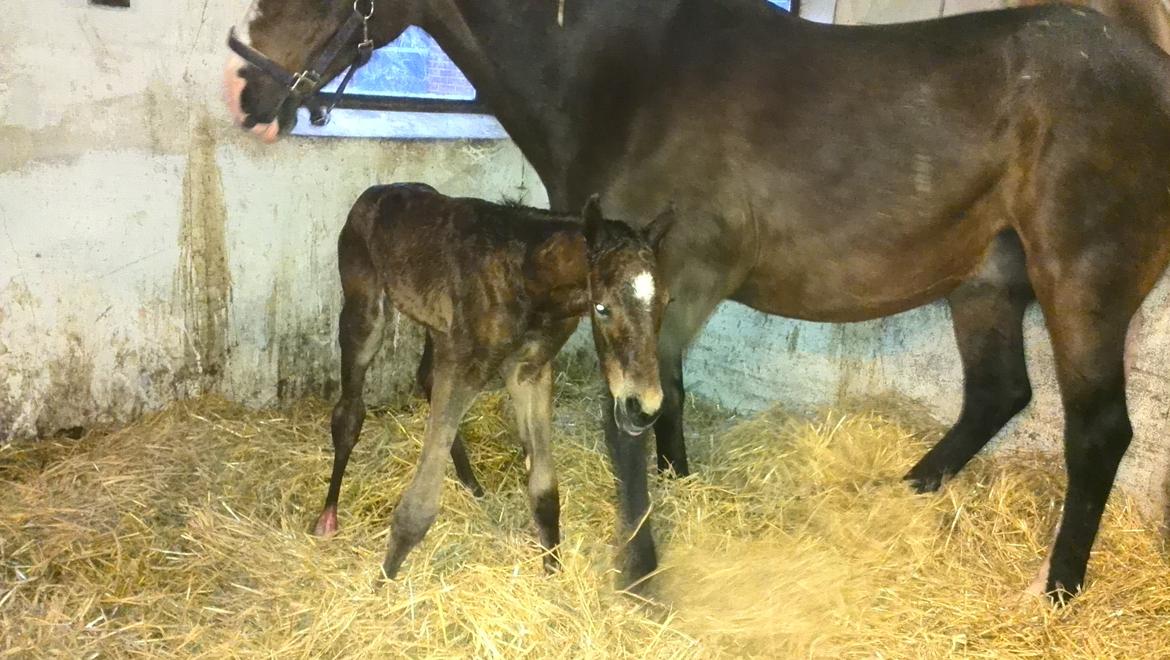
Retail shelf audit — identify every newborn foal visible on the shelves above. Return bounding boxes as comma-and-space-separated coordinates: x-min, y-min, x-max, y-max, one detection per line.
313, 183, 673, 578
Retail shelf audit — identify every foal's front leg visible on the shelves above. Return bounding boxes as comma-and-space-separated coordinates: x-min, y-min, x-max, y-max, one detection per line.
503, 357, 561, 572
382, 349, 487, 579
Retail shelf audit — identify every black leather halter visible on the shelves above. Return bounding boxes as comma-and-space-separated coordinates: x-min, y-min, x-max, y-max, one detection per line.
227, 0, 376, 126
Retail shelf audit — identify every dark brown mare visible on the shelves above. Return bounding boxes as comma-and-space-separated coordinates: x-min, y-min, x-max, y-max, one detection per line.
225, 0, 1170, 602
314, 183, 672, 577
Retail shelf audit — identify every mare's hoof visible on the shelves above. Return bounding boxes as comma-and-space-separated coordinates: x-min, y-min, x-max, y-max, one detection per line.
313, 507, 339, 537
1023, 558, 1080, 607
902, 468, 944, 494
617, 551, 658, 596
542, 551, 562, 574
465, 480, 486, 498
655, 458, 690, 478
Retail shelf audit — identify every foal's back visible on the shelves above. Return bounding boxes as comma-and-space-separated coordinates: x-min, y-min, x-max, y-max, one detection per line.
340, 183, 585, 336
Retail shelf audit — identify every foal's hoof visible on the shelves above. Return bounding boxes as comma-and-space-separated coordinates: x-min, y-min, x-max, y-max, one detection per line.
381, 557, 404, 582
313, 506, 339, 537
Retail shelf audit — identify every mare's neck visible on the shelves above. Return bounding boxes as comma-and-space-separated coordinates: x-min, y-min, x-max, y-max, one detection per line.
419, 0, 680, 210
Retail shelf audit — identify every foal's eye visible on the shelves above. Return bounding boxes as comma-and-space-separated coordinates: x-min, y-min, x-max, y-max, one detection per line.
593, 303, 610, 317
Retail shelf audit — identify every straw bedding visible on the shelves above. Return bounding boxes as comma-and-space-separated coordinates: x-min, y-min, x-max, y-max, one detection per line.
2, 355, 1168, 658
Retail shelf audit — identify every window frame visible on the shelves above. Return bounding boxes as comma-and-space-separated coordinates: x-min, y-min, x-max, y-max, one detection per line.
328, 94, 489, 116
306, 0, 801, 134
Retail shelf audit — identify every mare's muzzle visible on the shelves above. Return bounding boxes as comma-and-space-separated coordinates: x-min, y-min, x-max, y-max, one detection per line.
226, 0, 375, 128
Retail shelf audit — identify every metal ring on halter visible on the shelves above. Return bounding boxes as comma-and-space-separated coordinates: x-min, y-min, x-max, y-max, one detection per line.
354, 0, 375, 20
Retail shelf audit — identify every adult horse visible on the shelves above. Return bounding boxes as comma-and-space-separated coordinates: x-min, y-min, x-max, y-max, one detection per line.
224, 0, 1170, 603
1019, 0, 1170, 53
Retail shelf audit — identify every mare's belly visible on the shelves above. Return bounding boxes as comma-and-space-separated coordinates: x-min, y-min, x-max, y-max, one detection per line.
733, 227, 990, 323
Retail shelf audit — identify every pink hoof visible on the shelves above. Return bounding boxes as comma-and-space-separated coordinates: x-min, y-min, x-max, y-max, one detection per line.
314, 506, 339, 537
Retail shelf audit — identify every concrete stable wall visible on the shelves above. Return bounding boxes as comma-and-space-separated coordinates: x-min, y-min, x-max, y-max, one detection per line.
685, 0, 1170, 521
0, 1, 543, 441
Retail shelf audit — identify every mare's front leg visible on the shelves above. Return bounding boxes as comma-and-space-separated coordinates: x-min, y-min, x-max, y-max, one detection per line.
382, 340, 488, 579
314, 279, 385, 536
603, 399, 657, 591
652, 269, 728, 475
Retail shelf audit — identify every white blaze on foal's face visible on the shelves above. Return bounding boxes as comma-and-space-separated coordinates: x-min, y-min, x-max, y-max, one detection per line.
632, 271, 656, 306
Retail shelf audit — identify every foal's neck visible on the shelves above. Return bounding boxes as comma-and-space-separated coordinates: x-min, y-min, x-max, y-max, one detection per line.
526, 226, 591, 318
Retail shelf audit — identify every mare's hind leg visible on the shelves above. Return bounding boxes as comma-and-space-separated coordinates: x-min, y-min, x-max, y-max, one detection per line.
1022, 194, 1169, 600
314, 286, 385, 537
418, 333, 485, 497
382, 338, 489, 579
1029, 280, 1138, 601
905, 232, 1034, 493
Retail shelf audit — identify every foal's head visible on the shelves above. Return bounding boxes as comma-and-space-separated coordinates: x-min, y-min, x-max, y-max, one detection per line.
582, 197, 675, 436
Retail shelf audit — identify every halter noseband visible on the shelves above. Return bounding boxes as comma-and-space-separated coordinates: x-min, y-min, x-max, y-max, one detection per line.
227, 0, 376, 127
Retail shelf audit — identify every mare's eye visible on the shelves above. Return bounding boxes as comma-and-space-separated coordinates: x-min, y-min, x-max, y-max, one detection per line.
594, 303, 610, 317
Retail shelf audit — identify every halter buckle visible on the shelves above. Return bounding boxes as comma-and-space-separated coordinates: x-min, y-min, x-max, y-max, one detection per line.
354, 0, 375, 20
290, 70, 322, 97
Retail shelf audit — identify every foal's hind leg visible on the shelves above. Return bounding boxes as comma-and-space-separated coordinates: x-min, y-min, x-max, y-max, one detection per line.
383, 340, 488, 579
906, 233, 1034, 493
418, 333, 485, 497
314, 289, 385, 537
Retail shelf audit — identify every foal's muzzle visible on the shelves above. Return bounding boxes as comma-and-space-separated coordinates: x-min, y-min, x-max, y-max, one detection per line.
614, 396, 660, 436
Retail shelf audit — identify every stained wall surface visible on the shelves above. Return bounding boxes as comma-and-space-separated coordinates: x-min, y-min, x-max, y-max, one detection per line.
0, 1, 543, 441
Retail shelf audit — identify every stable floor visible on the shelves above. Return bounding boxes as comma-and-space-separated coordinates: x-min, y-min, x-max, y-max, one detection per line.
2, 359, 1168, 658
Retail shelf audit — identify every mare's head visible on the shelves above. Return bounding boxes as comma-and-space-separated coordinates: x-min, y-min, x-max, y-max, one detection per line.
582, 196, 675, 436
223, 0, 417, 142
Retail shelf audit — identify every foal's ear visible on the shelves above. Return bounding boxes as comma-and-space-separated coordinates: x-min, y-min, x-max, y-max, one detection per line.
643, 204, 677, 252
582, 194, 604, 247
